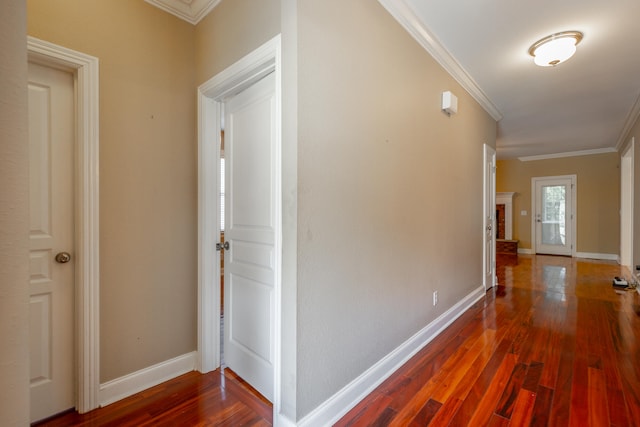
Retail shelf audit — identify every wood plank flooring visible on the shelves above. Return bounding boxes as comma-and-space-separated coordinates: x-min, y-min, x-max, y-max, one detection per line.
37, 255, 639, 426
33, 368, 272, 426
336, 255, 640, 426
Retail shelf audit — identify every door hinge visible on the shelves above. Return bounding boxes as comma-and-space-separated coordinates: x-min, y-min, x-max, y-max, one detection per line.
216, 241, 230, 251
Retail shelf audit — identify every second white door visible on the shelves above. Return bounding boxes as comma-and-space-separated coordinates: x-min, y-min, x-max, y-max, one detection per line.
28, 61, 76, 422
533, 176, 575, 256
223, 72, 276, 402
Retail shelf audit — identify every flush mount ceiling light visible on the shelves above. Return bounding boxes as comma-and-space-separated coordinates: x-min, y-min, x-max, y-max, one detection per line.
528, 31, 583, 67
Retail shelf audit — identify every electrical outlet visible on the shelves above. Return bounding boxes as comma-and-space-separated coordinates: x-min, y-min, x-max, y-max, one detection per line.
433, 290, 438, 306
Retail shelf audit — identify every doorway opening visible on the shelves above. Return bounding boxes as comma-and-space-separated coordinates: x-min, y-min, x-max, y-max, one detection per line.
27, 37, 100, 416
483, 144, 496, 290
197, 35, 282, 419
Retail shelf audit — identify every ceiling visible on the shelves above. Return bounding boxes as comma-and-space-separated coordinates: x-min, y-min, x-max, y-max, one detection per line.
381, 0, 640, 159
149, 0, 640, 159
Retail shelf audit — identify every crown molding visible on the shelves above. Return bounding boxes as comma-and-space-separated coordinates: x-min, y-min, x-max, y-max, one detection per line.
377, 0, 503, 121
518, 147, 617, 162
145, 0, 221, 25
615, 91, 640, 151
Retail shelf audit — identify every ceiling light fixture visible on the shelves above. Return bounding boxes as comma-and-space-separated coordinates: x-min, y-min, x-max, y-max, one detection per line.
528, 31, 583, 67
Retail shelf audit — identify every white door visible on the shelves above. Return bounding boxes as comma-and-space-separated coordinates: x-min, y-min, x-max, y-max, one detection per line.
533, 176, 575, 256
483, 145, 496, 290
28, 62, 76, 421
223, 72, 276, 402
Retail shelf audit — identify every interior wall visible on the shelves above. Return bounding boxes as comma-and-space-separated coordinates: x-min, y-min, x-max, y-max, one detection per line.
28, 0, 198, 382
195, 0, 280, 84
0, 1, 30, 424
296, 0, 496, 418
496, 153, 620, 255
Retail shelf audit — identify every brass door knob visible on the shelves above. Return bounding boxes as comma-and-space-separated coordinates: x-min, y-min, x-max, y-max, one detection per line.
55, 252, 71, 264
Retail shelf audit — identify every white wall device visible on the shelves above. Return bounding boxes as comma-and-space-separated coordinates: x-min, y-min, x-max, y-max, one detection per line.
442, 91, 458, 116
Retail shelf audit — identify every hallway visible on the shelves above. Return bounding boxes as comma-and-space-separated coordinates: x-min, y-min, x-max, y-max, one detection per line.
336, 255, 639, 426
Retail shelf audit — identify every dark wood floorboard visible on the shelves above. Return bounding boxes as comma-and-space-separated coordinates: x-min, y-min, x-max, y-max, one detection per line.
33, 369, 272, 427
336, 254, 639, 426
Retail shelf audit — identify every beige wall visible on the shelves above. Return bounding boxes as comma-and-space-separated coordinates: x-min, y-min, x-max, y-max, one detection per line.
496, 153, 620, 255
0, 1, 30, 424
296, 0, 496, 417
620, 120, 640, 273
28, 0, 198, 382
195, 0, 280, 84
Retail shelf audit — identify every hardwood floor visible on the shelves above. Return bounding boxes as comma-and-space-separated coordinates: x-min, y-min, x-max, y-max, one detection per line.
336, 254, 640, 426
34, 368, 272, 426
37, 255, 639, 426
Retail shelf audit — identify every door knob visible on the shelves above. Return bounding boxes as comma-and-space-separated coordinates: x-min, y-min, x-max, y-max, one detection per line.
55, 252, 71, 263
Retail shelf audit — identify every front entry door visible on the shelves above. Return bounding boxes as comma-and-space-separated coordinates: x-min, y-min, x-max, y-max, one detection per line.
28, 61, 76, 422
223, 72, 276, 402
533, 176, 575, 256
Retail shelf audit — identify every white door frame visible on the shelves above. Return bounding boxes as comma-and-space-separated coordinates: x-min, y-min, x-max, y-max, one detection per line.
621, 138, 634, 268
197, 35, 282, 417
27, 37, 100, 414
531, 175, 577, 256
483, 144, 496, 290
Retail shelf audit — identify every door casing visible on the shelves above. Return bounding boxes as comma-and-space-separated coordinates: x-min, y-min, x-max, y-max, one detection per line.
27, 37, 100, 413
483, 144, 496, 290
197, 35, 282, 420
621, 139, 634, 269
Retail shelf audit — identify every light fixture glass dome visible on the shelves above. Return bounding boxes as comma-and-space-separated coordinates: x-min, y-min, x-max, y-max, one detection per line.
529, 31, 583, 67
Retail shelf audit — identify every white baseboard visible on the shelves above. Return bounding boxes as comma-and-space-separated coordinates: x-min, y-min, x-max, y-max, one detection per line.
517, 249, 618, 261
297, 286, 486, 427
99, 351, 197, 407
575, 252, 618, 261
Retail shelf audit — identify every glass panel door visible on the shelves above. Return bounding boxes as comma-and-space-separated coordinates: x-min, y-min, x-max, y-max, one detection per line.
533, 177, 574, 256
541, 185, 566, 246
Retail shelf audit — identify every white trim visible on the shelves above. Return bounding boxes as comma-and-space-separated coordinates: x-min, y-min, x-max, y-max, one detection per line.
27, 37, 100, 414
518, 248, 534, 255
531, 175, 577, 257
197, 35, 282, 420
99, 352, 196, 407
144, 0, 220, 25
575, 252, 619, 261
518, 147, 617, 162
274, 414, 297, 427
377, 0, 502, 121
196, 91, 220, 373
496, 192, 515, 240
297, 286, 486, 427
616, 93, 640, 151
620, 139, 634, 270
